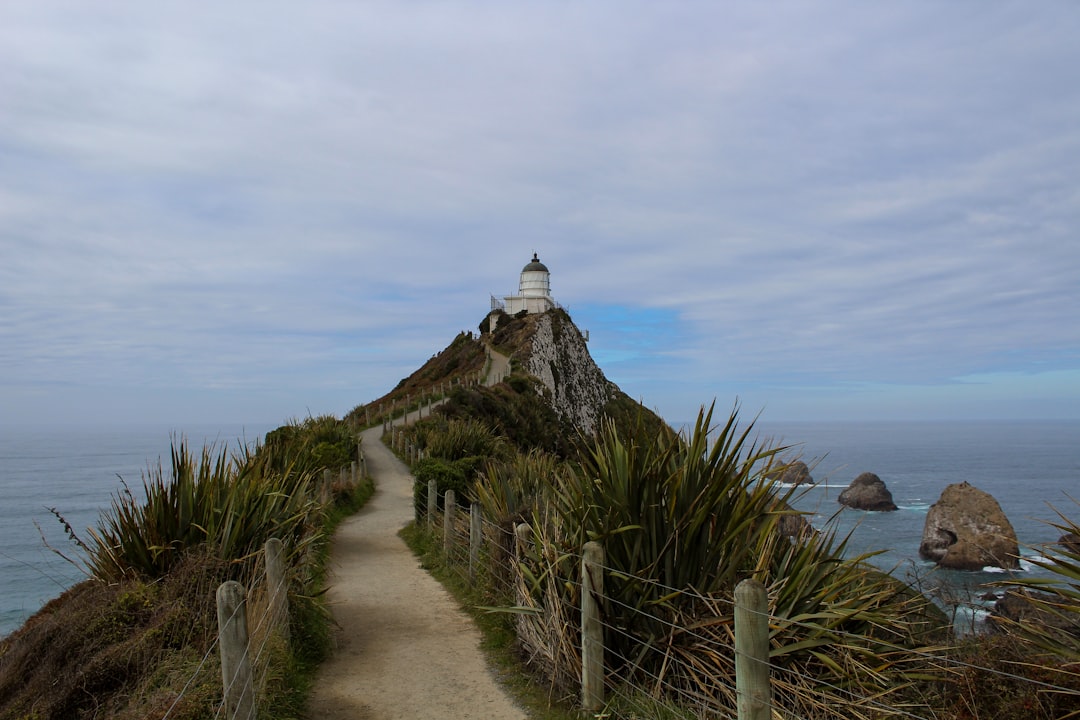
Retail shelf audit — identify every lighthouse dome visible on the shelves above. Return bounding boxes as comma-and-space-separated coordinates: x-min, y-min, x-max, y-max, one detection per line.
522, 253, 549, 273
518, 253, 551, 298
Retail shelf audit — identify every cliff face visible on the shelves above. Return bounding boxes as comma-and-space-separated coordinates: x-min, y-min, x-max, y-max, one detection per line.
519, 311, 617, 435
369, 308, 662, 447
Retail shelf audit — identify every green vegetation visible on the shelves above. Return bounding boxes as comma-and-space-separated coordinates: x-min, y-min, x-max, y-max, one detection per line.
78, 441, 323, 583
437, 377, 576, 457
345, 330, 488, 430
408, 397, 1080, 718
486, 404, 949, 719
0, 416, 369, 720
408, 417, 510, 517
262, 414, 358, 475
996, 500, 1080, 661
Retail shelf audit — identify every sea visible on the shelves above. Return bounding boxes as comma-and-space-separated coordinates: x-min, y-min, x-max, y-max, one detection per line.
755, 419, 1080, 630
0, 422, 275, 638
0, 419, 1077, 638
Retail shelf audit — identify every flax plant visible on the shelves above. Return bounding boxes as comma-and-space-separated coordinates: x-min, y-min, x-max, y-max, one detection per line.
415, 417, 510, 461
515, 403, 948, 718
475, 450, 562, 598
474, 449, 560, 525
996, 501, 1080, 662
83, 440, 323, 583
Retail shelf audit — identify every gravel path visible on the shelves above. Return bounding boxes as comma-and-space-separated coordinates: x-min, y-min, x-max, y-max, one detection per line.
305, 424, 526, 720
484, 346, 511, 387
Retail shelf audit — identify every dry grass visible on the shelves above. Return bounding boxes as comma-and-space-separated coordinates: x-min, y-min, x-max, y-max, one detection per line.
0, 551, 225, 720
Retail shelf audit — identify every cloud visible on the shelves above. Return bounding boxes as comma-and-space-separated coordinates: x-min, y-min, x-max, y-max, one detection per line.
2, 2, 1079, 425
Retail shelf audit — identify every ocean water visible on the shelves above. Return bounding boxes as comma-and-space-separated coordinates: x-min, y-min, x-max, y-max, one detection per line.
1, 420, 1077, 637
0, 423, 274, 638
755, 420, 1080, 628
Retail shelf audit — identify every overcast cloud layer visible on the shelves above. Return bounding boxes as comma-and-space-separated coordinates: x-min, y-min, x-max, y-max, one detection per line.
2, 2, 1079, 427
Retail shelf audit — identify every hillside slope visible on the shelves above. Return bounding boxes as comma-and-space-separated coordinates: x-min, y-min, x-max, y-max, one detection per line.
351, 308, 667, 454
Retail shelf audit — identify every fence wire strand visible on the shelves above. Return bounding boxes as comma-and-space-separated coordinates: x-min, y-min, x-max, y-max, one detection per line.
420, 486, 1080, 718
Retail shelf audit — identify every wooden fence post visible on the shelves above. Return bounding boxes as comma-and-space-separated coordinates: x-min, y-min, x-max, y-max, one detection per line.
514, 524, 533, 624
264, 538, 289, 643
735, 578, 771, 720
443, 489, 456, 554
514, 524, 532, 556
469, 503, 482, 580
217, 581, 256, 720
582, 541, 605, 713
427, 479, 437, 528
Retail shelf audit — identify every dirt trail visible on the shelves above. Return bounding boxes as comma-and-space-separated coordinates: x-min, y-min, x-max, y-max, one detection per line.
305, 424, 526, 720
484, 346, 511, 387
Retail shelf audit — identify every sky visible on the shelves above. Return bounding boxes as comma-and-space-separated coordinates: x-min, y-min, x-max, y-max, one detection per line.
2, 2, 1079, 428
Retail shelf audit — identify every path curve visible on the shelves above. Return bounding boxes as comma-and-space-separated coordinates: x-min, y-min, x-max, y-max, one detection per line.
306, 425, 526, 720
484, 346, 512, 387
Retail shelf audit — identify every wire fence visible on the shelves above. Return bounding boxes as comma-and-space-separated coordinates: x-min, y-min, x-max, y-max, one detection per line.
354, 372, 492, 432
419, 485, 1080, 720
155, 459, 364, 720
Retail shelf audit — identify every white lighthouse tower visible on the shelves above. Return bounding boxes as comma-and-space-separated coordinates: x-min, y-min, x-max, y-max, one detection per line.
501, 253, 555, 315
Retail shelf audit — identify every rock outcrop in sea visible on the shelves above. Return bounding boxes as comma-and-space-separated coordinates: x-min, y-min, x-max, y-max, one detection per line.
918, 481, 1019, 571
1059, 532, 1080, 553
838, 472, 898, 512
770, 460, 813, 486
989, 589, 1080, 638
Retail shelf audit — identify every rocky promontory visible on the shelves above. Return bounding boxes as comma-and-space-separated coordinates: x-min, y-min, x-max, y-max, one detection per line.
918, 481, 1019, 571
838, 472, 897, 512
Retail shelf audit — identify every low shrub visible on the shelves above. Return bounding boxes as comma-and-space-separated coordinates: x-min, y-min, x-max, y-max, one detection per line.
412, 457, 474, 518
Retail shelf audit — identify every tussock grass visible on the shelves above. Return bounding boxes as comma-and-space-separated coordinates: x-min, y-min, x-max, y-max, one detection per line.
0, 417, 370, 720
475, 403, 951, 719
78, 439, 324, 583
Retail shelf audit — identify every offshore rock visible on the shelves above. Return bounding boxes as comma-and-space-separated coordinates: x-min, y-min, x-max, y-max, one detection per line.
989, 589, 1080, 638
782, 460, 814, 485
769, 460, 814, 485
1059, 532, 1080, 554
838, 472, 898, 512
773, 500, 816, 541
919, 481, 1019, 571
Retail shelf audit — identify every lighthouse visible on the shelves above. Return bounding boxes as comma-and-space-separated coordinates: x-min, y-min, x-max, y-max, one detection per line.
499, 253, 555, 316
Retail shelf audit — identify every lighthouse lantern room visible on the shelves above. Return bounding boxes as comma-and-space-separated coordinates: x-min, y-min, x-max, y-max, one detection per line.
501, 253, 555, 316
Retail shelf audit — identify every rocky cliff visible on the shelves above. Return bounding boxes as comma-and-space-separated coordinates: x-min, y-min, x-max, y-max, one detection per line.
517, 310, 618, 435
364, 308, 664, 454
